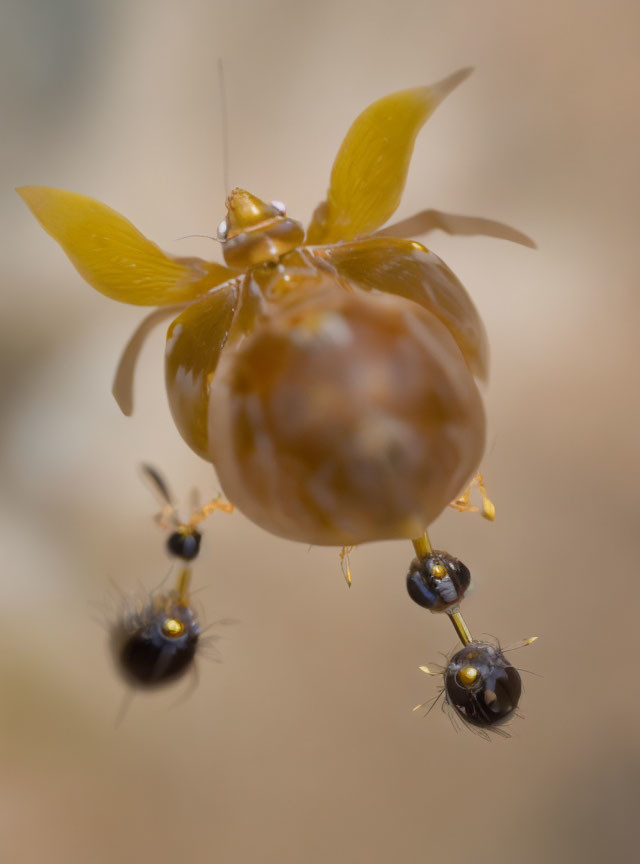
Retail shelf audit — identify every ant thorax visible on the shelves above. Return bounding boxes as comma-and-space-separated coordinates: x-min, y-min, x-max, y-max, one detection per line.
219, 188, 305, 269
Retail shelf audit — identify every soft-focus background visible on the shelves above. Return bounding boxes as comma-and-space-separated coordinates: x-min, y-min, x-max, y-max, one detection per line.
2, 1, 638, 862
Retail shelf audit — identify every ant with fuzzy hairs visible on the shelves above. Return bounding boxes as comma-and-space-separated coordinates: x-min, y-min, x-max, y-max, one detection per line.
111, 465, 232, 691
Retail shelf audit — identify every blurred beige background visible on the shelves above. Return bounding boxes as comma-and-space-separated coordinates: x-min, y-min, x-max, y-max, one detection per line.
1, 1, 639, 862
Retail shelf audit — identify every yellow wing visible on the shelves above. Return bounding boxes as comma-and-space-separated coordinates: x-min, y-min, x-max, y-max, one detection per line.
112, 305, 187, 416
165, 281, 240, 460
306, 69, 472, 245
314, 237, 489, 381
377, 208, 537, 248
17, 186, 234, 306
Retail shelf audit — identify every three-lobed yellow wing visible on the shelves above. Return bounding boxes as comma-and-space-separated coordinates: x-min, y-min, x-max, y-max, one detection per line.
17, 186, 234, 306
306, 68, 472, 245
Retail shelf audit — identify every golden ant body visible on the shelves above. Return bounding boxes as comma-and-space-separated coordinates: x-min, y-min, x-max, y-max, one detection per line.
20, 69, 535, 731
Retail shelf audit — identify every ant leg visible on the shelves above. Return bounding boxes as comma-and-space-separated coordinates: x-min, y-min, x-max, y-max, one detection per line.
189, 496, 233, 526
339, 545, 355, 587
153, 503, 176, 531
376, 209, 536, 249
449, 472, 495, 521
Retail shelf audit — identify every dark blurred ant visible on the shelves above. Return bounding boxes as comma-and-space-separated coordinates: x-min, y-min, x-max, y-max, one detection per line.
111, 465, 232, 691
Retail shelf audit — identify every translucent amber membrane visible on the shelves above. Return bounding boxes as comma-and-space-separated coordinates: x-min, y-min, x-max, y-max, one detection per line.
209, 287, 485, 546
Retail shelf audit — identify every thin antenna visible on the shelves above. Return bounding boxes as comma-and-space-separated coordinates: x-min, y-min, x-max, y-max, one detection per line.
218, 58, 230, 196
173, 233, 221, 243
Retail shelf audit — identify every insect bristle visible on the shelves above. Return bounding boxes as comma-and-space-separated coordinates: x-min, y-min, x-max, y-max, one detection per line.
414, 638, 527, 739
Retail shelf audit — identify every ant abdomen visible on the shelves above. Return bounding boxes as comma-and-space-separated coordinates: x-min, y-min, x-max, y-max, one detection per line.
113, 594, 200, 688
444, 642, 522, 728
209, 288, 485, 547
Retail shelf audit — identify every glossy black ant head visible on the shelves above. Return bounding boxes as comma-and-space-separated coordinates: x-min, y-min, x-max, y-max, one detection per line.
166, 526, 202, 561
406, 551, 471, 612
113, 597, 200, 688
444, 641, 521, 728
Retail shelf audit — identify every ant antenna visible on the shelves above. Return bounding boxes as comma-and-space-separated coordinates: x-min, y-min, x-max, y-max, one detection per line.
173, 233, 221, 244
218, 58, 230, 197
